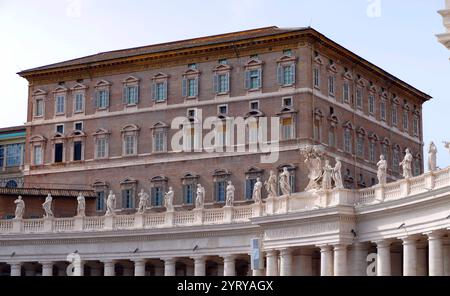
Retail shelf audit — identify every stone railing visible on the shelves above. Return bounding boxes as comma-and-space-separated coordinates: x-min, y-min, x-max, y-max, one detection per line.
2, 167, 450, 235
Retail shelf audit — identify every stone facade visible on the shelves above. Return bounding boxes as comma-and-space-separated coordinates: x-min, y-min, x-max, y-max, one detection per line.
0, 126, 26, 193
19, 27, 430, 213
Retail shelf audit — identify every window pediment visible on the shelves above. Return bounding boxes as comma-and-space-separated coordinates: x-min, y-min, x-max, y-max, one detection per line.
151, 121, 169, 129
70, 83, 88, 91
120, 177, 138, 185
314, 108, 323, 119
213, 64, 232, 72
277, 107, 296, 115
403, 103, 410, 111
277, 55, 296, 63
356, 127, 366, 136
183, 68, 200, 76
368, 132, 379, 141
343, 71, 353, 80
313, 56, 323, 65
121, 124, 140, 133
328, 115, 339, 126
342, 121, 354, 130
92, 180, 109, 188
151, 175, 168, 182
182, 172, 199, 180
68, 130, 86, 138
122, 76, 140, 84
53, 86, 68, 93
95, 80, 111, 88
381, 138, 391, 146
51, 132, 66, 141
244, 110, 264, 119
152, 73, 169, 80
369, 85, 377, 93
356, 77, 365, 87
30, 134, 46, 143
277, 164, 297, 171
245, 166, 263, 175
245, 58, 263, 68
213, 169, 231, 177
92, 128, 111, 137
327, 63, 337, 73
32, 89, 47, 96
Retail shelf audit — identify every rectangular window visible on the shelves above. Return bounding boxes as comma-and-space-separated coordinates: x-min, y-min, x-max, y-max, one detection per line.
96, 191, 105, 211
153, 130, 165, 152
393, 151, 400, 173
33, 145, 42, 165
245, 178, 257, 200
313, 67, 320, 88
219, 59, 228, 65
54, 143, 63, 163
75, 122, 83, 131
368, 95, 375, 115
56, 124, 64, 134
283, 65, 295, 85
343, 82, 350, 103
328, 76, 335, 97
283, 97, 292, 107
122, 189, 134, 209
382, 145, 388, 163
369, 142, 376, 163
281, 117, 293, 140
124, 135, 136, 155
328, 129, 335, 147
392, 107, 398, 126
152, 187, 163, 206
0, 145, 5, 167
250, 101, 259, 110
246, 69, 261, 90
183, 184, 194, 204
283, 49, 292, 56
380, 101, 386, 121
344, 130, 352, 153
188, 79, 197, 97
215, 181, 226, 202
74, 93, 84, 112
97, 90, 109, 108
403, 111, 409, 130
216, 73, 229, 94
356, 137, 364, 157
6, 144, 23, 167
73, 141, 82, 161
248, 121, 258, 144
35, 99, 44, 117
56, 95, 65, 114
218, 105, 228, 115
125, 86, 139, 105
413, 117, 419, 136
154, 82, 166, 102
96, 138, 107, 159
356, 87, 363, 109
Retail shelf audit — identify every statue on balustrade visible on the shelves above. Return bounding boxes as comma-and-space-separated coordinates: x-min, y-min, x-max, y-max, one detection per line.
333, 157, 344, 189
377, 155, 387, 185
252, 177, 263, 204
399, 148, 413, 179
76, 193, 85, 217
428, 142, 437, 171
105, 190, 116, 216
14, 196, 25, 219
164, 187, 174, 212
300, 145, 324, 191
137, 189, 149, 214
264, 170, 278, 198
195, 184, 205, 209
225, 181, 235, 207
42, 194, 54, 218
321, 160, 333, 190
279, 167, 291, 196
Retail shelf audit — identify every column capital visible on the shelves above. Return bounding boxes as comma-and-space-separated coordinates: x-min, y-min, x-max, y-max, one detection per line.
222, 254, 237, 262
132, 258, 147, 265
265, 249, 278, 257
373, 239, 393, 248
279, 248, 293, 256
101, 259, 117, 267
7, 262, 22, 267
399, 235, 420, 245
161, 257, 176, 264
191, 255, 206, 262
317, 244, 332, 252
349, 242, 370, 250
333, 244, 349, 251
425, 230, 446, 240
39, 261, 54, 267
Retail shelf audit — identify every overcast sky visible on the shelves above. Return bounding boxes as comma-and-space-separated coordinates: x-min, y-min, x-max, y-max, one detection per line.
0, 0, 449, 167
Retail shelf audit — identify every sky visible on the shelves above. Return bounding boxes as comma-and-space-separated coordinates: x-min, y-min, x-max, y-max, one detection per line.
0, 0, 449, 167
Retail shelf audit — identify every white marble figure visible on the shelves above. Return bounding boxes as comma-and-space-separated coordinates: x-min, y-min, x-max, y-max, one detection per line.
252, 177, 263, 204
264, 170, 278, 198
301, 145, 324, 191
164, 187, 174, 212
225, 181, 235, 207
279, 167, 291, 196
377, 155, 387, 185
76, 193, 86, 217
42, 194, 54, 218
105, 190, 116, 216
428, 142, 437, 172
333, 158, 344, 189
137, 189, 149, 214
195, 184, 205, 209
399, 148, 413, 179
14, 196, 25, 219
321, 160, 333, 190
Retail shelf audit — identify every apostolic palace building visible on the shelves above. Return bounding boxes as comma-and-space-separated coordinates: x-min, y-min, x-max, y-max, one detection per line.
0, 23, 449, 277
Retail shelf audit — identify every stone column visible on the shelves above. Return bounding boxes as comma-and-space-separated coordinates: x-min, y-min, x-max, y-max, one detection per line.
223, 255, 236, 276
444, 243, 450, 276
333, 244, 348, 276
9, 263, 21, 277
133, 259, 146, 276
266, 250, 278, 276
252, 269, 263, 276
40, 262, 54, 277
348, 242, 369, 276
103, 260, 116, 276
192, 256, 206, 276
279, 248, 293, 276
402, 237, 417, 276
376, 240, 391, 276
428, 232, 444, 276
163, 258, 176, 276
319, 245, 333, 276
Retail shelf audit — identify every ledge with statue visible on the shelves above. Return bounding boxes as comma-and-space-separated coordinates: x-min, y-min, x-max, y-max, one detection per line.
1, 142, 449, 235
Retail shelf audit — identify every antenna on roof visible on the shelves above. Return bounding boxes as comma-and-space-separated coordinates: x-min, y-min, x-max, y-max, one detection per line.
308, 18, 313, 28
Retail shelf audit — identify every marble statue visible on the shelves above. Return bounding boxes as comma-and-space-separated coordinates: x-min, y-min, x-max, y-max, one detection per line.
14, 196, 25, 219
300, 145, 324, 191
105, 190, 116, 216
428, 142, 437, 171
333, 158, 344, 189
76, 193, 86, 217
279, 167, 291, 196
321, 160, 333, 190
252, 177, 263, 204
164, 187, 174, 212
225, 181, 235, 207
42, 194, 54, 218
399, 148, 413, 179
377, 155, 387, 185
195, 184, 205, 209
137, 189, 149, 214
264, 170, 278, 198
